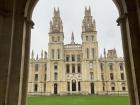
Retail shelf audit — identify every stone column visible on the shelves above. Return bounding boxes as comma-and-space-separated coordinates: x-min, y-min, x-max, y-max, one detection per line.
126, 3, 140, 104
0, 2, 15, 105
21, 18, 34, 105
6, 12, 28, 105
117, 13, 137, 105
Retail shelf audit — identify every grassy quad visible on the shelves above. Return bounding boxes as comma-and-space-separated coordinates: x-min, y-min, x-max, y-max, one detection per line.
28, 95, 129, 105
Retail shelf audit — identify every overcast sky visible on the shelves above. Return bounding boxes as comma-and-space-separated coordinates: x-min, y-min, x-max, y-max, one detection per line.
31, 0, 124, 58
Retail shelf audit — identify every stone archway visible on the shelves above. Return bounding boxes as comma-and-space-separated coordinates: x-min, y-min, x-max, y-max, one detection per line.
0, 0, 140, 105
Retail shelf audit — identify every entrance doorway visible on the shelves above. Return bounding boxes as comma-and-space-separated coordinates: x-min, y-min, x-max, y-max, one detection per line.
91, 83, 94, 94
54, 83, 58, 94
72, 80, 76, 91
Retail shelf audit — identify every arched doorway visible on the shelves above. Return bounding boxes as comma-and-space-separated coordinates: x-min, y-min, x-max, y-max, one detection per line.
72, 80, 76, 91
91, 83, 94, 94
54, 83, 58, 94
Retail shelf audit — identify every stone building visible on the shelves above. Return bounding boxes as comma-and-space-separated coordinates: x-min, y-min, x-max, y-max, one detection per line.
28, 7, 128, 95
1, 0, 140, 105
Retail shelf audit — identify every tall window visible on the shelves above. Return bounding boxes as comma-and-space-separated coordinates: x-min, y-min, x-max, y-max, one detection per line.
90, 72, 94, 80
100, 63, 103, 71
52, 49, 54, 59
121, 73, 125, 80
54, 63, 58, 70
57, 49, 60, 59
111, 83, 115, 91
87, 48, 89, 59
109, 63, 113, 71
77, 55, 80, 61
92, 48, 94, 59
66, 55, 70, 61
72, 80, 76, 91
103, 83, 105, 91
44, 64, 47, 71
54, 73, 58, 80
34, 84, 38, 92
44, 83, 46, 92
122, 86, 126, 91
110, 73, 114, 80
67, 82, 70, 91
72, 64, 75, 73
78, 82, 81, 91
122, 83, 126, 91
77, 64, 81, 73
35, 64, 39, 72
101, 74, 104, 80
34, 74, 38, 81
44, 74, 46, 81
120, 63, 124, 71
86, 36, 88, 41
72, 55, 75, 61
66, 64, 70, 73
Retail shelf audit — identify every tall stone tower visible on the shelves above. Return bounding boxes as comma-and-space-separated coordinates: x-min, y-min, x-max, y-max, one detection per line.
81, 6, 102, 94
47, 8, 65, 94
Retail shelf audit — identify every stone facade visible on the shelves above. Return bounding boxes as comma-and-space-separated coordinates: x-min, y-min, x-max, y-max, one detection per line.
28, 7, 128, 95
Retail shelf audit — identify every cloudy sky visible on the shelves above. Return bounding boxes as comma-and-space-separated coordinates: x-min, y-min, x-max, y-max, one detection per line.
31, 0, 123, 58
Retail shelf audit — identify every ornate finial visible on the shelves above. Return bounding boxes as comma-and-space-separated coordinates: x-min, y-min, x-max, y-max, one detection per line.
49, 21, 53, 32
54, 7, 60, 17
54, 8, 56, 13
93, 19, 96, 30
71, 32, 75, 44
93, 19, 96, 24
85, 6, 91, 16
50, 21, 52, 25
89, 6, 91, 12
41, 50, 43, 59
36, 54, 38, 60
104, 48, 106, 58
85, 6, 87, 11
31, 50, 34, 59
58, 7, 60, 12
44, 51, 47, 59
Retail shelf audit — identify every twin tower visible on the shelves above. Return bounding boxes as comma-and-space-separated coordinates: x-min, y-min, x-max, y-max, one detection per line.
48, 6, 98, 60
46, 6, 100, 95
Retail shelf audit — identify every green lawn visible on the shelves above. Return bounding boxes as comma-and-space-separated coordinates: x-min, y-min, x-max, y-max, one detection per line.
28, 95, 129, 105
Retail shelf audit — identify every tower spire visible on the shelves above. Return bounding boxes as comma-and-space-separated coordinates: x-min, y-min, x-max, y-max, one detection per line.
85, 6, 91, 16
104, 48, 106, 58
54, 7, 60, 17
41, 50, 43, 59
71, 32, 75, 44
82, 6, 96, 32
49, 7, 63, 33
44, 51, 47, 59
36, 54, 39, 60
31, 50, 34, 59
